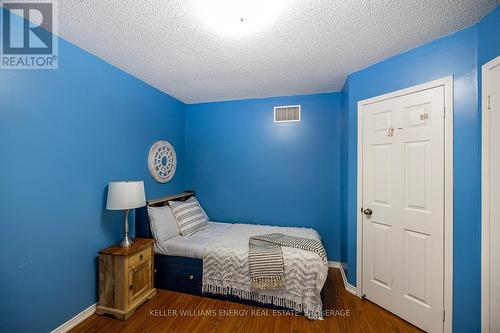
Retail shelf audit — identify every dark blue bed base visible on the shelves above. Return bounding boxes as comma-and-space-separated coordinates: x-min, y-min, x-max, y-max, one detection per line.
135, 192, 294, 311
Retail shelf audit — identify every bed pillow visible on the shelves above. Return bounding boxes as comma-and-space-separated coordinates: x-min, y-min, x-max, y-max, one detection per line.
169, 199, 208, 237
148, 205, 180, 243
186, 196, 209, 220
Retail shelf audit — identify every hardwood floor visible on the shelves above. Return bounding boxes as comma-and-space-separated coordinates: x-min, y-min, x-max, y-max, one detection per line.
71, 268, 422, 333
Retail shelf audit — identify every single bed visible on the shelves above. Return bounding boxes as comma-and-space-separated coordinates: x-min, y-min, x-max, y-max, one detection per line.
135, 191, 328, 319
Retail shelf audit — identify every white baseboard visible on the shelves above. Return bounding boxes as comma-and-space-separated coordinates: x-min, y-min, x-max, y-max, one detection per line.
328, 261, 342, 268
51, 303, 96, 333
328, 261, 358, 296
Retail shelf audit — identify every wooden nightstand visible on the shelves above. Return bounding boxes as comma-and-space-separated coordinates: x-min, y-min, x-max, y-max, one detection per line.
96, 238, 156, 320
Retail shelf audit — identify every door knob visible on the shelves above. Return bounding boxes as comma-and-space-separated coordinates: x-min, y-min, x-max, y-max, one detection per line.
363, 208, 373, 216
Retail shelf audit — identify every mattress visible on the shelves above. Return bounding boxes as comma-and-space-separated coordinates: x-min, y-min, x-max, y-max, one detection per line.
154, 222, 231, 259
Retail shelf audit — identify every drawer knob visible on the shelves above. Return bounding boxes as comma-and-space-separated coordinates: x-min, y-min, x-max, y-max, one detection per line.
188, 275, 194, 280
129, 285, 133, 290
140, 254, 144, 260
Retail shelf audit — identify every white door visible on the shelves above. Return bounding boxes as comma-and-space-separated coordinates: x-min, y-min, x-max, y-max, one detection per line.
483, 56, 500, 333
362, 86, 445, 333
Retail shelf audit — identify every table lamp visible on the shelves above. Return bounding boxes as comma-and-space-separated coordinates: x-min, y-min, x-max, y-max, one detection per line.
106, 181, 146, 247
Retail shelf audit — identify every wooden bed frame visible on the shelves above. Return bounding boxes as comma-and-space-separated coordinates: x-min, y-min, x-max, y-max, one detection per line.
135, 191, 292, 310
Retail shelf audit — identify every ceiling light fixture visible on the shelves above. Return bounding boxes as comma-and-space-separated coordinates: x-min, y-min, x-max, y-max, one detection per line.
193, 0, 288, 38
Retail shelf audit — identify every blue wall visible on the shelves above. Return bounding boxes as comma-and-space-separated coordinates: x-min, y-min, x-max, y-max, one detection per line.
0, 9, 186, 332
185, 93, 342, 260
340, 6, 499, 332
478, 6, 500, 66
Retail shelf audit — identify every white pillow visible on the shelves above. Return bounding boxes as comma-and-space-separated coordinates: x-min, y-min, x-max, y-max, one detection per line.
187, 196, 209, 220
169, 199, 208, 237
148, 205, 180, 243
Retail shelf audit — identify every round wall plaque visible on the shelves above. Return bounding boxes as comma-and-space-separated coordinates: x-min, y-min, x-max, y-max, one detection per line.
148, 140, 177, 183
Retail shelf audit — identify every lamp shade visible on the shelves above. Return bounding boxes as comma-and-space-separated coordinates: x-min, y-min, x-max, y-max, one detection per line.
106, 181, 146, 210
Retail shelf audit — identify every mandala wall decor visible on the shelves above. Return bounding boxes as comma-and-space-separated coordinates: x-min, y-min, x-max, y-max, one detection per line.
148, 140, 177, 183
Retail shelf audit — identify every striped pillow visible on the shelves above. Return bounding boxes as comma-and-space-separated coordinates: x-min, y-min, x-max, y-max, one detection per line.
169, 199, 208, 237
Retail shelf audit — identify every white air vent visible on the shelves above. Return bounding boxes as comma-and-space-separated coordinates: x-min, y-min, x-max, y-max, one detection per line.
274, 105, 301, 123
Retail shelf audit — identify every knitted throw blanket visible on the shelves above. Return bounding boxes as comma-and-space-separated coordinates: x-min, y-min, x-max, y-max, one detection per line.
249, 233, 328, 289
202, 224, 328, 320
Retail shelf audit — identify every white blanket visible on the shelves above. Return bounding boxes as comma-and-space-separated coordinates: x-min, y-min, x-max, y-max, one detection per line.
202, 223, 328, 319
155, 222, 231, 258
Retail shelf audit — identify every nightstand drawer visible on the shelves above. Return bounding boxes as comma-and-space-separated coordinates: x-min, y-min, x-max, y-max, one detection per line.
128, 247, 151, 268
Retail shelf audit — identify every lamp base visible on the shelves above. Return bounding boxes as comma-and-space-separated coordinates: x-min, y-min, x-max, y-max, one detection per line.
119, 235, 134, 248
119, 209, 134, 248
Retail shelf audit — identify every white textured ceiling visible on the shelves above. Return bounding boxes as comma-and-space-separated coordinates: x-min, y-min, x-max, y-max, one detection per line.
56, 0, 497, 103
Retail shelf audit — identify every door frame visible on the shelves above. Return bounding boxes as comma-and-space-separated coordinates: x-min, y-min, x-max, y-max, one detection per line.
356, 76, 454, 333
481, 55, 500, 333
